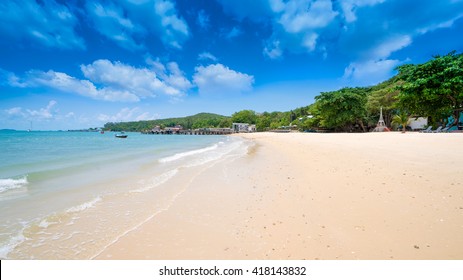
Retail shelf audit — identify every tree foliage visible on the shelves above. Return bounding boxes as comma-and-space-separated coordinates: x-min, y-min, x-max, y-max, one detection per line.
396, 51, 463, 125
314, 87, 369, 132
366, 77, 401, 127
391, 111, 410, 133
231, 110, 258, 124
104, 113, 229, 131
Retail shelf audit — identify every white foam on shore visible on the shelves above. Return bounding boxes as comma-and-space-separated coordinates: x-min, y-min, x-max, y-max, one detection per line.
158, 144, 219, 163
130, 169, 179, 193
66, 196, 102, 214
182, 140, 244, 168
0, 231, 26, 259
0, 176, 28, 194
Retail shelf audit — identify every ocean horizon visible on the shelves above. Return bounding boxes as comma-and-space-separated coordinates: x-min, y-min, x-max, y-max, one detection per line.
0, 130, 249, 259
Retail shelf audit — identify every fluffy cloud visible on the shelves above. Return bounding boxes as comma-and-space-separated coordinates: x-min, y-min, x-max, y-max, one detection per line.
217, 0, 463, 62
340, 0, 386, 23
198, 52, 218, 62
22, 69, 139, 102
4, 107, 25, 118
217, 0, 338, 58
85, 1, 144, 50
343, 59, 402, 86
98, 107, 158, 122
27, 100, 58, 119
4, 59, 191, 102
197, 10, 210, 30
5, 100, 59, 120
370, 35, 412, 60
277, 0, 338, 33
153, 0, 190, 48
193, 64, 254, 96
85, 0, 189, 50
0, 0, 84, 49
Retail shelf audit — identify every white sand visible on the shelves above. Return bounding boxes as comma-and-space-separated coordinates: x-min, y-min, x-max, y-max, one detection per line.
96, 132, 463, 259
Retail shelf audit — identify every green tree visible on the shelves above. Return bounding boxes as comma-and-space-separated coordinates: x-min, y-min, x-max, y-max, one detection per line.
315, 87, 369, 132
366, 77, 401, 127
231, 110, 257, 124
391, 111, 410, 133
396, 51, 463, 126
256, 113, 271, 131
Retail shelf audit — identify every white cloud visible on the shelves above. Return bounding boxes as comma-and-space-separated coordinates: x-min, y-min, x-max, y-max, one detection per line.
154, 0, 190, 49
5, 58, 192, 102
340, 0, 385, 23
278, 0, 338, 33
343, 59, 401, 86
416, 12, 463, 34
198, 52, 218, 62
85, 0, 189, 50
264, 0, 338, 58
26, 100, 58, 120
98, 107, 158, 122
370, 35, 412, 60
193, 64, 254, 96
86, 1, 144, 50
24, 69, 139, 102
224, 27, 243, 40
197, 9, 210, 30
263, 40, 283, 59
5, 107, 25, 118
0, 0, 84, 49
3, 101, 62, 123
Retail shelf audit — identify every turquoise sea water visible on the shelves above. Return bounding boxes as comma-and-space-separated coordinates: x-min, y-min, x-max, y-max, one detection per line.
0, 130, 247, 259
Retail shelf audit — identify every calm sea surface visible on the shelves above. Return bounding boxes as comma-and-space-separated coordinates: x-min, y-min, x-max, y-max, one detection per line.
0, 130, 247, 259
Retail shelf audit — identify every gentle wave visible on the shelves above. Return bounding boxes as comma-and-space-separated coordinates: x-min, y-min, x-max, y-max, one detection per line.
66, 196, 102, 214
130, 169, 179, 193
158, 144, 219, 163
0, 176, 28, 194
0, 231, 26, 259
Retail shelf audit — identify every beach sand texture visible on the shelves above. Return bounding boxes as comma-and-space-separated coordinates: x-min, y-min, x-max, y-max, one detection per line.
96, 132, 463, 260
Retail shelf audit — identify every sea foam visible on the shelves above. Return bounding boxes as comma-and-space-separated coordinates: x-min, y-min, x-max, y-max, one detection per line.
0, 231, 26, 259
0, 177, 28, 194
65, 196, 102, 214
130, 169, 179, 193
158, 144, 219, 163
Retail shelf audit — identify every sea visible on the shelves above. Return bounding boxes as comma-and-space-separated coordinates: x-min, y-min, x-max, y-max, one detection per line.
0, 130, 249, 259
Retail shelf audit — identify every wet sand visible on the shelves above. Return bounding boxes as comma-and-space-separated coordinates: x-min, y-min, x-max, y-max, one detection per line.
96, 132, 463, 259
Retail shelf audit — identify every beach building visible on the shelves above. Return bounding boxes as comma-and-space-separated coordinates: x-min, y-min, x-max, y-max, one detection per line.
232, 123, 256, 133
408, 117, 428, 131
164, 125, 183, 134
151, 125, 162, 133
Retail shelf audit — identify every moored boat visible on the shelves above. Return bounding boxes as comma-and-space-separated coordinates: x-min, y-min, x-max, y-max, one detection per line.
115, 132, 127, 138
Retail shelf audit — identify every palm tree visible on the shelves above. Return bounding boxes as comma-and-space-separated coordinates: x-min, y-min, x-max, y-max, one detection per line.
392, 111, 410, 133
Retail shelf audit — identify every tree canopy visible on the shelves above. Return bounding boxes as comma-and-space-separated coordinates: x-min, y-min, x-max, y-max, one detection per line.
314, 87, 369, 132
396, 51, 463, 125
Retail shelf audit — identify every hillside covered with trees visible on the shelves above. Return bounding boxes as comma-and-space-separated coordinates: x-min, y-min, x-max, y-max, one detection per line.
104, 52, 463, 133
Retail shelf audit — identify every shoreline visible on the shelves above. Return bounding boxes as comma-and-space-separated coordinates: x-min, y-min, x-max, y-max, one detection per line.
93, 132, 463, 260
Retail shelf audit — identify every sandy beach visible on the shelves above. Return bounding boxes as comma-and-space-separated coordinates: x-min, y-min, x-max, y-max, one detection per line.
96, 132, 463, 260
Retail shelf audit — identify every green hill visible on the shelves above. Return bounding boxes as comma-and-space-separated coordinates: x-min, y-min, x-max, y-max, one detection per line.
103, 112, 231, 132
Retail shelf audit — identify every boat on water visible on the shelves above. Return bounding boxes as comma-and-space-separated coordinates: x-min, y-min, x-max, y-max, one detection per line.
115, 132, 128, 138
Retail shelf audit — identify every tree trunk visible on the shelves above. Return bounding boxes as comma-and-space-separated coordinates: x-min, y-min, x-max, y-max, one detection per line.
358, 120, 366, 132
453, 111, 459, 126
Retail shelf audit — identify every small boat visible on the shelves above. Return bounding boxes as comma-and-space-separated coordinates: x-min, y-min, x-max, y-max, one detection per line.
115, 132, 128, 138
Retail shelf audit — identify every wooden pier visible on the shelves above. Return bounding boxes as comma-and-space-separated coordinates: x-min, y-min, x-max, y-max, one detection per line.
142, 127, 233, 135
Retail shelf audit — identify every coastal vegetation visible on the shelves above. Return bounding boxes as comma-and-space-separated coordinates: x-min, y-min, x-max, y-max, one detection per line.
103, 52, 462, 133
104, 113, 230, 132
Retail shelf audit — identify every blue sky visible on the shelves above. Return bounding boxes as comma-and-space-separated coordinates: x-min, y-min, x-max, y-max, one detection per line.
1, 0, 463, 130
